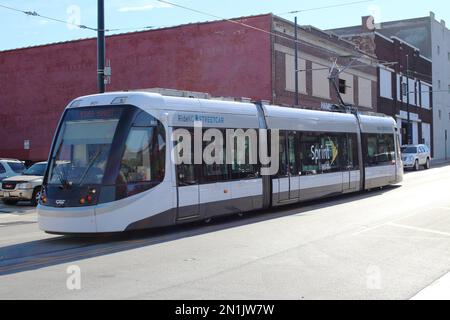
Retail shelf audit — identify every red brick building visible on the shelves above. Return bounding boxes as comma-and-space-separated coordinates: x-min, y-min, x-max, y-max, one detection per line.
0, 14, 376, 162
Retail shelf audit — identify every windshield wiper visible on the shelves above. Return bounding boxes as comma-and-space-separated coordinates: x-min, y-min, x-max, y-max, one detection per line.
78, 149, 104, 186
56, 167, 72, 190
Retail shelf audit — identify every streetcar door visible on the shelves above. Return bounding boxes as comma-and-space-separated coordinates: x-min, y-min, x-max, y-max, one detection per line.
277, 131, 300, 202
176, 165, 200, 220
343, 134, 359, 192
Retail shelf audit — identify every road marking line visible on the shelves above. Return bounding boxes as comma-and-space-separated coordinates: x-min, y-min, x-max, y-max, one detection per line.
355, 235, 450, 241
351, 224, 384, 236
387, 222, 450, 237
351, 211, 427, 237
411, 271, 450, 300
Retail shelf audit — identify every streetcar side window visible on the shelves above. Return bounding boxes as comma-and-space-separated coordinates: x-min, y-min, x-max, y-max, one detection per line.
229, 130, 260, 180
117, 122, 166, 196
299, 131, 322, 175
175, 128, 199, 186
202, 128, 228, 183
299, 132, 358, 175
319, 133, 344, 174
365, 133, 395, 166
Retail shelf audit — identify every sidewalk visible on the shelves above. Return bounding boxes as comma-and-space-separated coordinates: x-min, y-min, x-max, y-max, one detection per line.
431, 159, 450, 167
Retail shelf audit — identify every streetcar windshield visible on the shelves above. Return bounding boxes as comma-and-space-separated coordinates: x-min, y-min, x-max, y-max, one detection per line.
47, 107, 123, 186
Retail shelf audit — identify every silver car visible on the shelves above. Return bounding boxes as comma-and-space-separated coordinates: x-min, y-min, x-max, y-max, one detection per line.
401, 145, 431, 171
0, 162, 47, 206
0, 159, 26, 182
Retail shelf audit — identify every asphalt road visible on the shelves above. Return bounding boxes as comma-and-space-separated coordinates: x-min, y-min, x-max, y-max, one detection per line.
1, 164, 450, 300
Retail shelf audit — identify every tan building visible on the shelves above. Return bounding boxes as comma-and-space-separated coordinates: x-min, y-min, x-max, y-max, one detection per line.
272, 16, 378, 112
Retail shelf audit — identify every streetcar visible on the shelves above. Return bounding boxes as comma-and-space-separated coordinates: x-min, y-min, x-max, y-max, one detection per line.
38, 92, 403, 234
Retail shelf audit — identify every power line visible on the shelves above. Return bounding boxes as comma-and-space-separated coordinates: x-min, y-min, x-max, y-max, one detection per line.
277, 0, 374, 15
157, 0, 383, 65
0, 3, 99, 31
0, 0, 391, 70
0, 2, 168, 33
0, 0, 382, 66
106, 26, 155, 33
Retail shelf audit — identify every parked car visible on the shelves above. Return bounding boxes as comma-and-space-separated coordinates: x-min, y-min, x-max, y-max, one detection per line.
0, 162, 47, 206
401, 145, 431, 171
0, 159, 26, 182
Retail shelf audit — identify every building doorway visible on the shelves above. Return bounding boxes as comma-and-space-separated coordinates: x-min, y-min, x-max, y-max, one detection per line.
401, 121, 413, 145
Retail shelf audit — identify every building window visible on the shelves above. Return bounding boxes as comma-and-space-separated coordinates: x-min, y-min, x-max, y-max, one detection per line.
437, 45, 441, 55
380, 69, 392, 99
312, 62, 330, 99
420, 83, 431, 109
359, 77, 373, 108
401, 82, 408, 98
339, 79, 346, 94
397, 74, 403, 102
439, 110, 442, 120
408, 78, 416, 105
285, 55, 306, 94
438, 80, 441, 90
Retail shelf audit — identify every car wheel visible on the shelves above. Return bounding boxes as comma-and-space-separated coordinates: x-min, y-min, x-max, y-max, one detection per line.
425, 158, 431, 170
2, 199, 18, 205
31, 187, 42, 206
414, 159, 420, 171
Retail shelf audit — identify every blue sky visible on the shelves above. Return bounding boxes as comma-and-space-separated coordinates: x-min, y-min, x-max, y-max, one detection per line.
0, 0, 448, 51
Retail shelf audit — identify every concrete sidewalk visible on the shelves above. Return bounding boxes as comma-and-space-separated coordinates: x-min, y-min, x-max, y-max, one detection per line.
431, 159, 450, 166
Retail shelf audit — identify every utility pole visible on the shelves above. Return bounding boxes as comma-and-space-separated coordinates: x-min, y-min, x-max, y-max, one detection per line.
406, 54, 411, 144
97, 0, 105, 93
294, 16, 299, 106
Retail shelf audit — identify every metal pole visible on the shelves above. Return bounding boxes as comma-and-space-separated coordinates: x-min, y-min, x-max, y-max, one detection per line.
445, 129, 448, 160
406, 54, 411, 144
97, 0, 105, 93
294, 16, 299, 106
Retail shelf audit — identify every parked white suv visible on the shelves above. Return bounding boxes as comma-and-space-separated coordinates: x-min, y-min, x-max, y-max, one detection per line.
0, 162, 47, 206
0, 159, 26, 182
401, 145, 431, 171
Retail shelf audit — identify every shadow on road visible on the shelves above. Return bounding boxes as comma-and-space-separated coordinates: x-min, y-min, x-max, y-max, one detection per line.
0, 201, 36, 214
0, 185, 400, 276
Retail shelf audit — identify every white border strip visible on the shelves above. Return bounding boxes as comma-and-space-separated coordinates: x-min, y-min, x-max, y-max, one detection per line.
411, 271, 450, 300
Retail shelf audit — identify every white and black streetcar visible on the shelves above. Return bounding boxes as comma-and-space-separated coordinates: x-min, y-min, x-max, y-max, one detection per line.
38, 92, 403, 234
